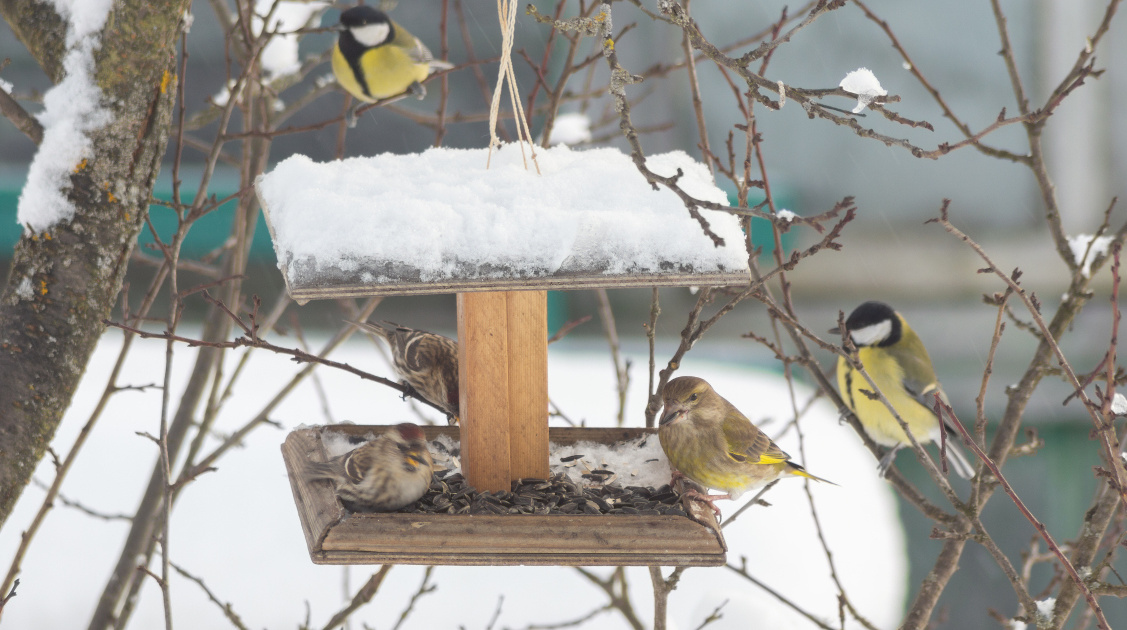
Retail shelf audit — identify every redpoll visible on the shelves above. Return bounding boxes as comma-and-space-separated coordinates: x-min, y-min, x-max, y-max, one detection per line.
353, 320, 459, 423
306, 422, 434, 511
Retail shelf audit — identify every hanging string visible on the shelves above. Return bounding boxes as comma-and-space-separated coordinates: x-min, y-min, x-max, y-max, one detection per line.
486, 0, 540, 173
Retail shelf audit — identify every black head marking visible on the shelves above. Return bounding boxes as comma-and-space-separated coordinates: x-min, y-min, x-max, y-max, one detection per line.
844, 300, 902, 347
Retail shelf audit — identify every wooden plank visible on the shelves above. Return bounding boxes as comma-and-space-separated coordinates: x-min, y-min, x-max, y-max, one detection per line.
280, 270, 750, 304
281, 430, 346, 552
311, 549, 723, 567
321, 514, 720, 555
505, 291, 549, 480
457, 291, 511, 492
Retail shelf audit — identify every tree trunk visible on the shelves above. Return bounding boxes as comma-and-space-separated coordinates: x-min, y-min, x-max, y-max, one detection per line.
0, 0, 190, 530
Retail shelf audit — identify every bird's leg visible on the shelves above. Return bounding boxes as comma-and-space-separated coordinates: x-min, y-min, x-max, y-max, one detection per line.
681, 488, 730, 517
669, 470, 727, 517
345, 103, 359, 128
877, 444, 904, 478
399, 381, 418, 402
407, 81, 426, 100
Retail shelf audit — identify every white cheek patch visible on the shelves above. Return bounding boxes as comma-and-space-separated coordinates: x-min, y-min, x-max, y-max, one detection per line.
850, 319, 892, 346
351, 22, 390, 47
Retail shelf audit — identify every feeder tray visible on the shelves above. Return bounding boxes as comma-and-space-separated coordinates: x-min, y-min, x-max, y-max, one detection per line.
283, 425, 727, 566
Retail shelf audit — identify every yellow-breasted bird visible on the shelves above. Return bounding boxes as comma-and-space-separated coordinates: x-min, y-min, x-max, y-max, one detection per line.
658, 376, 832, 513
352, 320, 459, 424
834, 301, 975, 479
331, 6, 452, 106
305, 422, 434, 512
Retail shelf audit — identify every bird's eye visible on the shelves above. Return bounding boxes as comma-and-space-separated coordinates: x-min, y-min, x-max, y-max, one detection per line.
689, 393, 698, 402
397, 443, 411, 453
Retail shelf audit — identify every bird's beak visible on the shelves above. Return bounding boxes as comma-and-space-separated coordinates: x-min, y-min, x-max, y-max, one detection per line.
405, 449, 429, 468
828, 326, 841, 335
330, 22, 346, 32
659, 403, 685, 427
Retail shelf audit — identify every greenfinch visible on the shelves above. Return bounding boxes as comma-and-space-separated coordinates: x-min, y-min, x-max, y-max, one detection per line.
305, 423, 434, 512
834, 301, 975, 479
352, 320, 459, 424
658, 376, 832, 512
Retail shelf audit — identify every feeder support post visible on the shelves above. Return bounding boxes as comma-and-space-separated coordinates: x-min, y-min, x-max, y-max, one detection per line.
457, 291, 549, 492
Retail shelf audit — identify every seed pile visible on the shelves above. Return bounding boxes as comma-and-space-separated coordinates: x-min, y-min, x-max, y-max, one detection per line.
392, 470, 687, 517
334, 435, 687, 517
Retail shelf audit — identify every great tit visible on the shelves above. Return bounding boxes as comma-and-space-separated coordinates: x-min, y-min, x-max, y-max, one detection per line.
331, 6, 452, 107
834, 301, 976, 479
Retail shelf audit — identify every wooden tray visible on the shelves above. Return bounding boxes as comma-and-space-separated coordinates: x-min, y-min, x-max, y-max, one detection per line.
282, 425, 727, 566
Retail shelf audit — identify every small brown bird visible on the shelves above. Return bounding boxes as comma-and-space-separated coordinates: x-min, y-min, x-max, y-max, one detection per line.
353, 320, 459, 423
659, 376, 832, 513
305, 423, 434, 512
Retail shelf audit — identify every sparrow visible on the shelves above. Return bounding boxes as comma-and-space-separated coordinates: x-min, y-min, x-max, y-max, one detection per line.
352, 320, 459, 424
659, 376, 832, 514
305, 422, 434, 512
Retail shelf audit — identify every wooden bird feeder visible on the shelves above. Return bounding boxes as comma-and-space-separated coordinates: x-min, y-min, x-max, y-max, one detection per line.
259, 144, 747, 566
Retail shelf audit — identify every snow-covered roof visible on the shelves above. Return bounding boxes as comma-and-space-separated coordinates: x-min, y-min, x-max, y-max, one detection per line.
257, 144, 751, 301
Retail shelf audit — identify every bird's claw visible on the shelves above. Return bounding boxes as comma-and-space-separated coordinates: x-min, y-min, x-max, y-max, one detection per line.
682, 488, 724, 518
876, 446, 901, 478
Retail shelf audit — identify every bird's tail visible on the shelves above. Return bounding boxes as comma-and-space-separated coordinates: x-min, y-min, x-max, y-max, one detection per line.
942, 439, 977, 480
786, 462, 838, 486
303, 460, 336, 482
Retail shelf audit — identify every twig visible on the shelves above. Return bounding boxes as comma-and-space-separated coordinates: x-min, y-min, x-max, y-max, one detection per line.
320, 566, 392, 630
693, 600, 727, 630
171, 562, 249, 630
938, 399, 1109, 629
649, 566, 670, 630
391, 566, 437, 630
548, 315, 592, 344
572, 567, 645, 630
719, 481, 778, 528
595, 289, 631, 426
0, 579, 18, 615
101, 309, 449, 420
725, 558, 835, 629
930, 203, 1127, 498
29, 478, 132, 522
516, 604, 615, 630
484, 595, 504, 630
0, 88, 43, 144
645, 288, 660, 428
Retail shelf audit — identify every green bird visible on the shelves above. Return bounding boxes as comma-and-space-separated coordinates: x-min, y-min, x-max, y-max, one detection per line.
659, 376, 833, 514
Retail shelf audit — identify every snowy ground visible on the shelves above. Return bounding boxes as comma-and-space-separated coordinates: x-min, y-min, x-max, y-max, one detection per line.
0, 330, 906, 629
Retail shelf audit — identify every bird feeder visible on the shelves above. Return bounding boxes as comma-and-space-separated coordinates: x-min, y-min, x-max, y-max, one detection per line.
260, 144, 747, 566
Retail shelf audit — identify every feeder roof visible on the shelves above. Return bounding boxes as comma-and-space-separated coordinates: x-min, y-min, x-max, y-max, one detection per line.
257, 144, 750, 301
